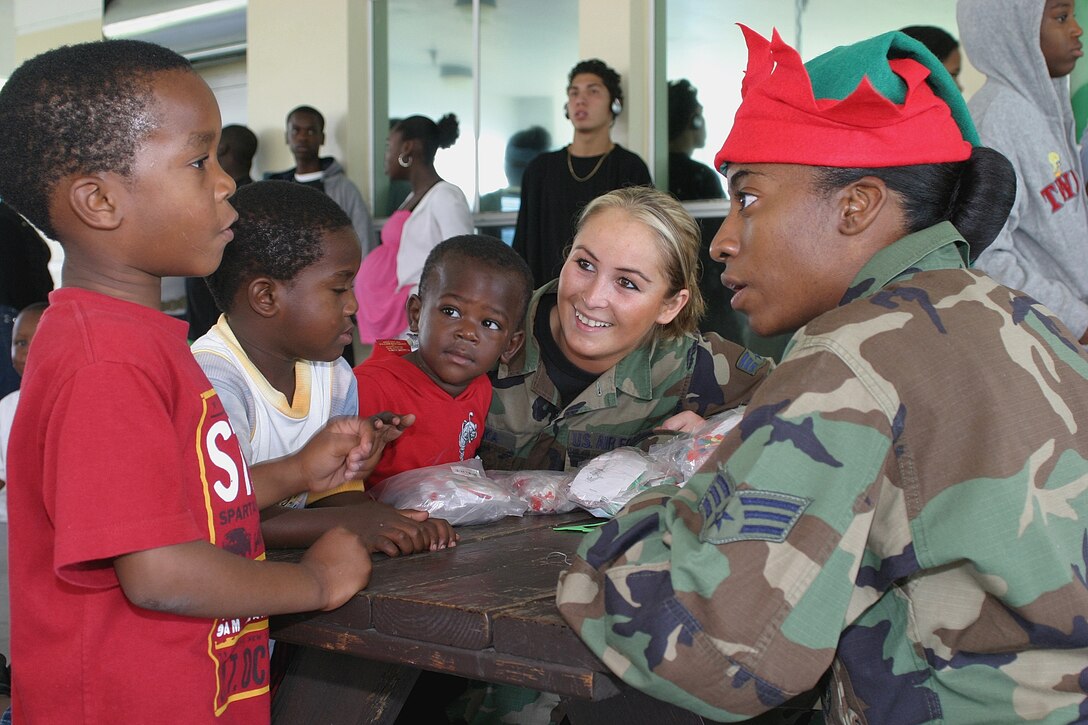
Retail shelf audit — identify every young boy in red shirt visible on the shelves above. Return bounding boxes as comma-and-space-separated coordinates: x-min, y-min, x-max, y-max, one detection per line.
355, 235, 532, 483
0, 40, 403, 723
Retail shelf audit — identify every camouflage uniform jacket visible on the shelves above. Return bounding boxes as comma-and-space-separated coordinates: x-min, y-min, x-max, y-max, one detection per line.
557, 222, 1088, 724
479, 280, 771, 471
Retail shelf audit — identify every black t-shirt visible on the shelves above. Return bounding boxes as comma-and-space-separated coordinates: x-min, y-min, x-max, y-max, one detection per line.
513, 145, 651, 288
534, 295, 597, 408
668, 152, 724, 201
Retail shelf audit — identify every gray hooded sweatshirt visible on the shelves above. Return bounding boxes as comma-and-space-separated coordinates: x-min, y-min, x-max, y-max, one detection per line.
959, 0, 1088, 336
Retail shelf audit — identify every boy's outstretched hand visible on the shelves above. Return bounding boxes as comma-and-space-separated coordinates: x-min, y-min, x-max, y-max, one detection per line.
300, 526, 373, 611
301, 412, 416, 494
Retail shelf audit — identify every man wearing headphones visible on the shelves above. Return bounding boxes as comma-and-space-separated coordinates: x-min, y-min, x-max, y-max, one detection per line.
513, 59, 652, 286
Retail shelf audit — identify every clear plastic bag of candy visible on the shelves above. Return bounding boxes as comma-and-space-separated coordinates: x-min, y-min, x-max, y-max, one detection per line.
488, 469, 577, 515
648, 406, 746, 481
371, 459, 525, 526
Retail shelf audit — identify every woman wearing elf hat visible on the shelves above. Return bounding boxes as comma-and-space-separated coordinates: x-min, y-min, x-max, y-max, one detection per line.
557, 26, 1088, 724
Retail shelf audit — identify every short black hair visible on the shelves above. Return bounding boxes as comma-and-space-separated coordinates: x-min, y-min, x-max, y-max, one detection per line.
204, 180, 352, 312
395, 114, 460, 164
286, 105, 325, 131
507, 126, 551, 155
569, 59, 623, 108
418, 235, 534, 328
899, 26, 959, 63
505, 126, 551, 186
0, 39, 191, 240
16, 301, 49, 318
221, 124, 258, 162
668, 79, 700, 141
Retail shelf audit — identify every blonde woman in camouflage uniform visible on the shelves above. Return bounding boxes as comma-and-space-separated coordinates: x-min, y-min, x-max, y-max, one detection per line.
558, 27, 1088, 724
480, 185, 771, 473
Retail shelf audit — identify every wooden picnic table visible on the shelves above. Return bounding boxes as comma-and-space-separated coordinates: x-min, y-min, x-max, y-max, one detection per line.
267, 512, 814, 725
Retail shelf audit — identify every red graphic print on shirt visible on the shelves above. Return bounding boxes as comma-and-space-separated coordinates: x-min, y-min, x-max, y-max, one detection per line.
196, 388, 270, 714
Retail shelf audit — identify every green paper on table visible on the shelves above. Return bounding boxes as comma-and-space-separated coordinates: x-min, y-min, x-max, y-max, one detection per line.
553, 521, 609, 533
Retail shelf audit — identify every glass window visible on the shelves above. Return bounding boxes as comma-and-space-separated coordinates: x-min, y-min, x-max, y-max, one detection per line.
479, 1, 577, 204
477, 0, 577, 241
666, 0, 961, 200
385, 0, 477, 215
384, 0, 578, 235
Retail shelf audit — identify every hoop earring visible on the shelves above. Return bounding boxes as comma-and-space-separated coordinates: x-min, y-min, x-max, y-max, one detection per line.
398, 153, 412, 168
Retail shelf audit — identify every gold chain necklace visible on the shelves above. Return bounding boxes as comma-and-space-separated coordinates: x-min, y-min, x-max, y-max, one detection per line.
567, 145, 613, 182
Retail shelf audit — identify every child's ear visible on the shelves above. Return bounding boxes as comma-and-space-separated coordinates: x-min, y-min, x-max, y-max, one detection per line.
406, 294, 423, 332
248, 278, 279, 318
499, 330, 525, 365
67, 174, 124, 231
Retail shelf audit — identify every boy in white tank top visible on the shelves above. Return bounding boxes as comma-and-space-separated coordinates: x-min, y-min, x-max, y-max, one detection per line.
193, 180, 456, 554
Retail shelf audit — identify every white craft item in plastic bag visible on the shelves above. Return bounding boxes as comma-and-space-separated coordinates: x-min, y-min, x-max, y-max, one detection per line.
372, 459, 525, 526
567, 447, 680, 518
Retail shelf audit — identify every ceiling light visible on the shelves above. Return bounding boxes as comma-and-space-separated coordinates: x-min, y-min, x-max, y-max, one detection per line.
103, 0, 246, 38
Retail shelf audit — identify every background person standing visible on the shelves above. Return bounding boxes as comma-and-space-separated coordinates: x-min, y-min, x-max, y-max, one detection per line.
513, 59, 651, 287
269, 105, 376, 254
959, 0, 1088, 341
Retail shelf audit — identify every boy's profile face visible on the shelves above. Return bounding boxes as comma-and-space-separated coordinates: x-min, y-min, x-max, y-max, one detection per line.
11, 308, 43, 378
113, 70, 237, 279
406, 256, 526, 398
1041, 0, 1083, 78
272, 226, 361, 362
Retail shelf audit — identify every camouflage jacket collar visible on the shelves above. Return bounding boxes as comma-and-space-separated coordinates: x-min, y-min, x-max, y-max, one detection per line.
840, 221, 970, 306
495, 280, 658, 403
495, 281, 552, 380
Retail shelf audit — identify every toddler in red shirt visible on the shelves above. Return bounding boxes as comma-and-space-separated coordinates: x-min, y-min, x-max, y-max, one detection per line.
356, 235, 532, 483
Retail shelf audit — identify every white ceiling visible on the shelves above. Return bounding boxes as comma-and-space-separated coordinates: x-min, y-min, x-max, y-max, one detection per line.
102, 0, 246, 57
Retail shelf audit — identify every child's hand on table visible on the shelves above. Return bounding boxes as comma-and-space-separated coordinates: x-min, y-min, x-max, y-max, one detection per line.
419, 515, 458, 551
341, 500, 459, 556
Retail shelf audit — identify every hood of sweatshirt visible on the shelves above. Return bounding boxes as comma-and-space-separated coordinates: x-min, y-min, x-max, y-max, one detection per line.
958, 0, 1070, 122
319, 157, 345, 178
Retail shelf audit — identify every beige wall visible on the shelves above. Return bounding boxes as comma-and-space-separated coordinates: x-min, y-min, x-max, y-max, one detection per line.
13, 19, 101, 64
10, 0, 100, 64
578, 0, 657, 165
7, 1, 102, 284
246, 0, 371, 195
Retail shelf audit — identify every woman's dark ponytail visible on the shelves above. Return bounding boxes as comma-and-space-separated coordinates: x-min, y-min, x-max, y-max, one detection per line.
816, 146, 1016, 261
397, 112, 460, 164
948, 146, 1016, 260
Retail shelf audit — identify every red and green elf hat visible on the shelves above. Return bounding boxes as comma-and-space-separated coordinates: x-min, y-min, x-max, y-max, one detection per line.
715, 26, 978, 173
